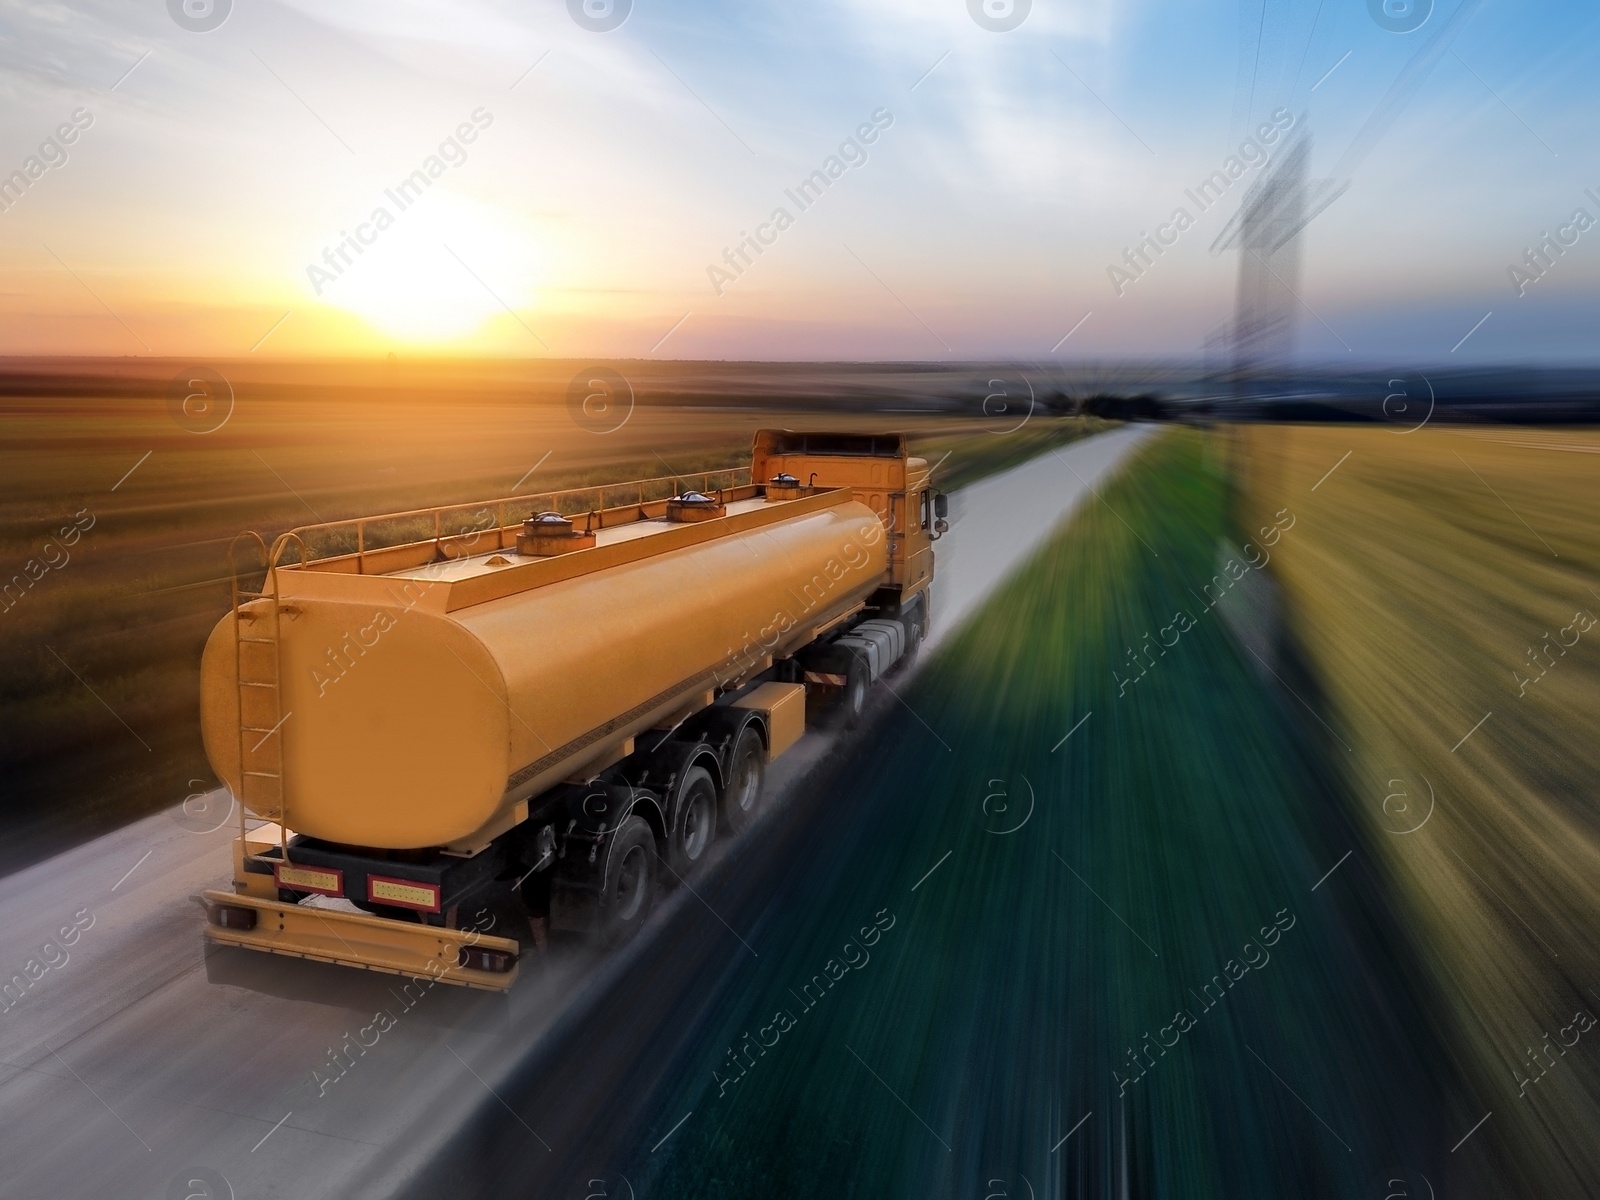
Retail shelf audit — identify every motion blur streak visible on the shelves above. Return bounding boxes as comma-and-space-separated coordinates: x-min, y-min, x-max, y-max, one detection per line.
1238, 424, 1600, 1197
399, 430, 1453, 1198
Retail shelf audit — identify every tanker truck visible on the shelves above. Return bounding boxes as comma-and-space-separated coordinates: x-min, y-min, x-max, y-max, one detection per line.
199, 430, 947, 990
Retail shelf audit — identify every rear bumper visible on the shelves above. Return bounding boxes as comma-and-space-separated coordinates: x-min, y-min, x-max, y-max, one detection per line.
201, 890, 521, 992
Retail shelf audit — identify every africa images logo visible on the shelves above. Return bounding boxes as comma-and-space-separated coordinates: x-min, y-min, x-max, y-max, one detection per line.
569, 0, 631, 33
1367, 0, 1432, 34
968, 0, 1031, 34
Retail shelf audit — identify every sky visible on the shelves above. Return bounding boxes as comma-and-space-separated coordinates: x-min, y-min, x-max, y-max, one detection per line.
0, 0, 1596, 364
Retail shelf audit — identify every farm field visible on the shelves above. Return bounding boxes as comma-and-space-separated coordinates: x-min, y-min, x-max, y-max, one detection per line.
1237, 423, 1600, 1198
0, 357, 1104, 874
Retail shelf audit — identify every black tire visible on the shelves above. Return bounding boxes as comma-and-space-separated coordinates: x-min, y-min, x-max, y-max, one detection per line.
597, 814, 656, 947
841, 654, 869, 730
666, 764, 718, 876
900, 615, 922, 671
720, 724, 766, 835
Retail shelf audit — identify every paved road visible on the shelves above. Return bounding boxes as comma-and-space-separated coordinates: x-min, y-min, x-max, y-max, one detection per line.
928, 424, 1152, 648
0, 425, 1151, 1200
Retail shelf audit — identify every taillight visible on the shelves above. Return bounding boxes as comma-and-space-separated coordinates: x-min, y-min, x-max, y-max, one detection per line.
458, 945, 516, 973
209, 904, 258, 931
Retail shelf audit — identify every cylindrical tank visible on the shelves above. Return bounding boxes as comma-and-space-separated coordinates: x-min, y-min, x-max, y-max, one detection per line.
201, 499, 887, 849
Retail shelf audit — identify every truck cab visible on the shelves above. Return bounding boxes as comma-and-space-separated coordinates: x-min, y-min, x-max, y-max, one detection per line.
750, 430, 942, 619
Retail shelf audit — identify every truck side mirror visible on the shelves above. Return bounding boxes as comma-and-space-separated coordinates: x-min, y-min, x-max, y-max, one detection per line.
934, 518, 949, 535
933, 492, 948, 519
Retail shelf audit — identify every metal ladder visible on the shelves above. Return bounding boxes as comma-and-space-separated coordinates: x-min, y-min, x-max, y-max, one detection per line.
227, 533, 292, 863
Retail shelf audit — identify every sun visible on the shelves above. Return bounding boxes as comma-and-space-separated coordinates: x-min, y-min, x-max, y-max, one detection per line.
314, 192, 543, 345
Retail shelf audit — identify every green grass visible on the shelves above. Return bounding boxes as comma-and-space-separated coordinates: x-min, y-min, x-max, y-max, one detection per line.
616, 429, 1446, 1198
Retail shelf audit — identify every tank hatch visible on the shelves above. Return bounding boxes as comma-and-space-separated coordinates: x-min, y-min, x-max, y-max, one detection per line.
515, 511, 597, 556
665, 491, 728, 522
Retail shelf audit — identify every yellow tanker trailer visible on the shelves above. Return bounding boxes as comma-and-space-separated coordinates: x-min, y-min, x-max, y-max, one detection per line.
199, 430, 946, 990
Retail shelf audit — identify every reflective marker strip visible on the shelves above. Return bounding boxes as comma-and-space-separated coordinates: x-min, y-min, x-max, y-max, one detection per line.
804, 671, 848, 686
368, 875, 441, 912
275, 863, 343, 896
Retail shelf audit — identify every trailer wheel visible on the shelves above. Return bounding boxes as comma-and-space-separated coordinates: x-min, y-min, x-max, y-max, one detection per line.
721, 724, 766, 835
598, 815, 656, 947
666, 765, 718, 876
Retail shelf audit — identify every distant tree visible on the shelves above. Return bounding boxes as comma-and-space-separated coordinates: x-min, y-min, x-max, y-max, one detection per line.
1081, 393, 1169, 421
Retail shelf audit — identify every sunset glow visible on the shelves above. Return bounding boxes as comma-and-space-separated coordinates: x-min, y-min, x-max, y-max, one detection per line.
3, 1, 1597, 360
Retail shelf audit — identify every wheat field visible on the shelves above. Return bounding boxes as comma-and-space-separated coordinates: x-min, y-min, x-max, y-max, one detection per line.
1237, 423, 1600, 1197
